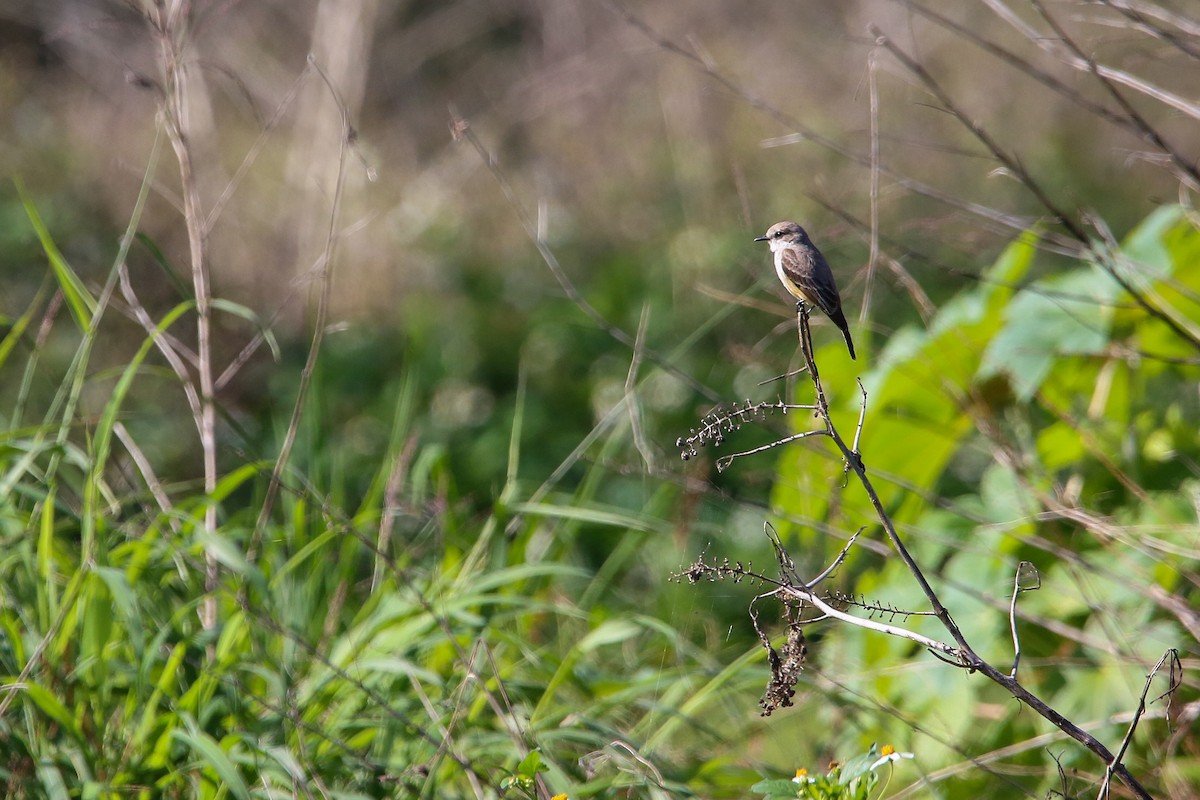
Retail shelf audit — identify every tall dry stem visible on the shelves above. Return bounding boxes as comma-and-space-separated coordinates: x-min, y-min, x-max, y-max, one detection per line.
151, 5, 219, 630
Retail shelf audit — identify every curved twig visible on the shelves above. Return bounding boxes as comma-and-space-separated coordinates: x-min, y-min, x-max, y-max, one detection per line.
792, 309, 1152, 800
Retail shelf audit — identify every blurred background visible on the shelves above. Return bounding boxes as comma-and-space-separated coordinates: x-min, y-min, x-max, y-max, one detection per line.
1, 1, 1198, 797
3, 0, 1195, 485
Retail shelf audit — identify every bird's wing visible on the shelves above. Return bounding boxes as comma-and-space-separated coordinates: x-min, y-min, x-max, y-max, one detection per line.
779, 245, 842, 317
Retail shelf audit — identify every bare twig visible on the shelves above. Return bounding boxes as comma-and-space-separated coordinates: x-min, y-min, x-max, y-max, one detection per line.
252, 55, 352, 554
204, 63, 316, 236
874, 23, 1200, 356
850, 379, 867, 464
1085, 212, 1200, 351
599, 0, 1056, 243
803, 527, 864, 590
152, 5, 220, 630
868, 25, 1090, 245
1008, 561, 1039, 679
714, 429, 828, 473
373, 434, 418, 593
1098, 649, 1181, 799
983, 0, 1200, 121
679, 399, 817, 454
797, 305, 968, 651
114, 422, 177, 532
888, 0, 1200, 194
776, 583, 958, 657
786, 309, 1150, 799
863, 46, 881, 323
1096, 0, 1200, 38
626, 304, 655, 471
1027, 0, 1200, 190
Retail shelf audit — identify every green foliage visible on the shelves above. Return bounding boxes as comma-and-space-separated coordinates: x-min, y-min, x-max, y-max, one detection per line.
771, 205, 1199, 797
752, 744, 912, 800
0, 208, 771, 797
15, 180, 97, 332
1, 153, 1195, 800
3, 2, 1198, 796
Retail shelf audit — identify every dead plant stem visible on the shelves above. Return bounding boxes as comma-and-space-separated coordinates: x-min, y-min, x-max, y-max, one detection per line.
154, 9, 219, 631
796, 309, 1152, 800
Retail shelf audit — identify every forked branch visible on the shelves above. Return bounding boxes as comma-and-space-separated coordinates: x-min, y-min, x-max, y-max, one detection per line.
679, 305, 1158, 799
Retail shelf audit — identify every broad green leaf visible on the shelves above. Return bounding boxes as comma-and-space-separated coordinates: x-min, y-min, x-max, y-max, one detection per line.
578, 618, 641, 651
516, 748, 545, 777
978, 267, 1114, 400
750, 777, 802, 798
773, 232, 1039, 535
837, 744, 878, 784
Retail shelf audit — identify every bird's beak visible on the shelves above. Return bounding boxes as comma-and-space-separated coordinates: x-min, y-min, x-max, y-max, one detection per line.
753, 235, 768, 242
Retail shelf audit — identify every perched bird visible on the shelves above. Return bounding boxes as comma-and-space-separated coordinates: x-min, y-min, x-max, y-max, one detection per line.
755, 221, 856, 360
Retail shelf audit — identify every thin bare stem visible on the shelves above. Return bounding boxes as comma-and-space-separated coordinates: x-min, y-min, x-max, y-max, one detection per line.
114, 422, 178, 532
850, 379, 867, 461
1094, 0, 1200, 35
600, 0, 1063, 242
1098, 649, 1181, 799
804, 528, 864, 589
868, 25, 1090, 244
798, 307, 966, 648
203, 63, 315, 236
1028, 0, 1200, 190
714, 429, 828, 473
153, 5, 220, 630
887, 0, 1155, 134
863, 46, 881, 323
252, 55, 351, 553
775, 583, 959, 656
790, 311, 1152, 800
983, 0, 1200, 121
1008, 561, 1039, 679
1085, 212, 1200, 351
626, 304, 654, 471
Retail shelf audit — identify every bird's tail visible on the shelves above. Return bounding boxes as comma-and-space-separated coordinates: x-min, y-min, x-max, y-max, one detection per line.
827, 306, 856, 361
841, 326, 856, 361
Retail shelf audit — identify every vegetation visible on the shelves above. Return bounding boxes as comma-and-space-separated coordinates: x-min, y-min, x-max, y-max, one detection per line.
0, 1, 1198, 798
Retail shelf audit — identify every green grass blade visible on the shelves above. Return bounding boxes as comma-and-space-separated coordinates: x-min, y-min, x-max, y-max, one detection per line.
172, 726, 251, 800
14, 177, 97, 331
211, 298, 281, 362
0, 280, 50, 375
90, 300, 193, 478
135, 231, 191, 299
20, 680, 84, 741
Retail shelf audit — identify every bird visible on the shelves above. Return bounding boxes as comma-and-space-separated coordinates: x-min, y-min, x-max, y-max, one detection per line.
755, 221, 856, 360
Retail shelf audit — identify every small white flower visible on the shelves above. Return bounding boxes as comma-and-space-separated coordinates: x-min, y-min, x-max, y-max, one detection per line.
870, 745, 914, 770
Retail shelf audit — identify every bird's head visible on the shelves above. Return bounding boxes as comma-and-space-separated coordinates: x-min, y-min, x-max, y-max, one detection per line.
754, 221, 810, 250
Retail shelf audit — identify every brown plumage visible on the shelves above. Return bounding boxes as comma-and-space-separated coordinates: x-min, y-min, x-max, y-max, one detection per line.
755, 221, 856, 360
